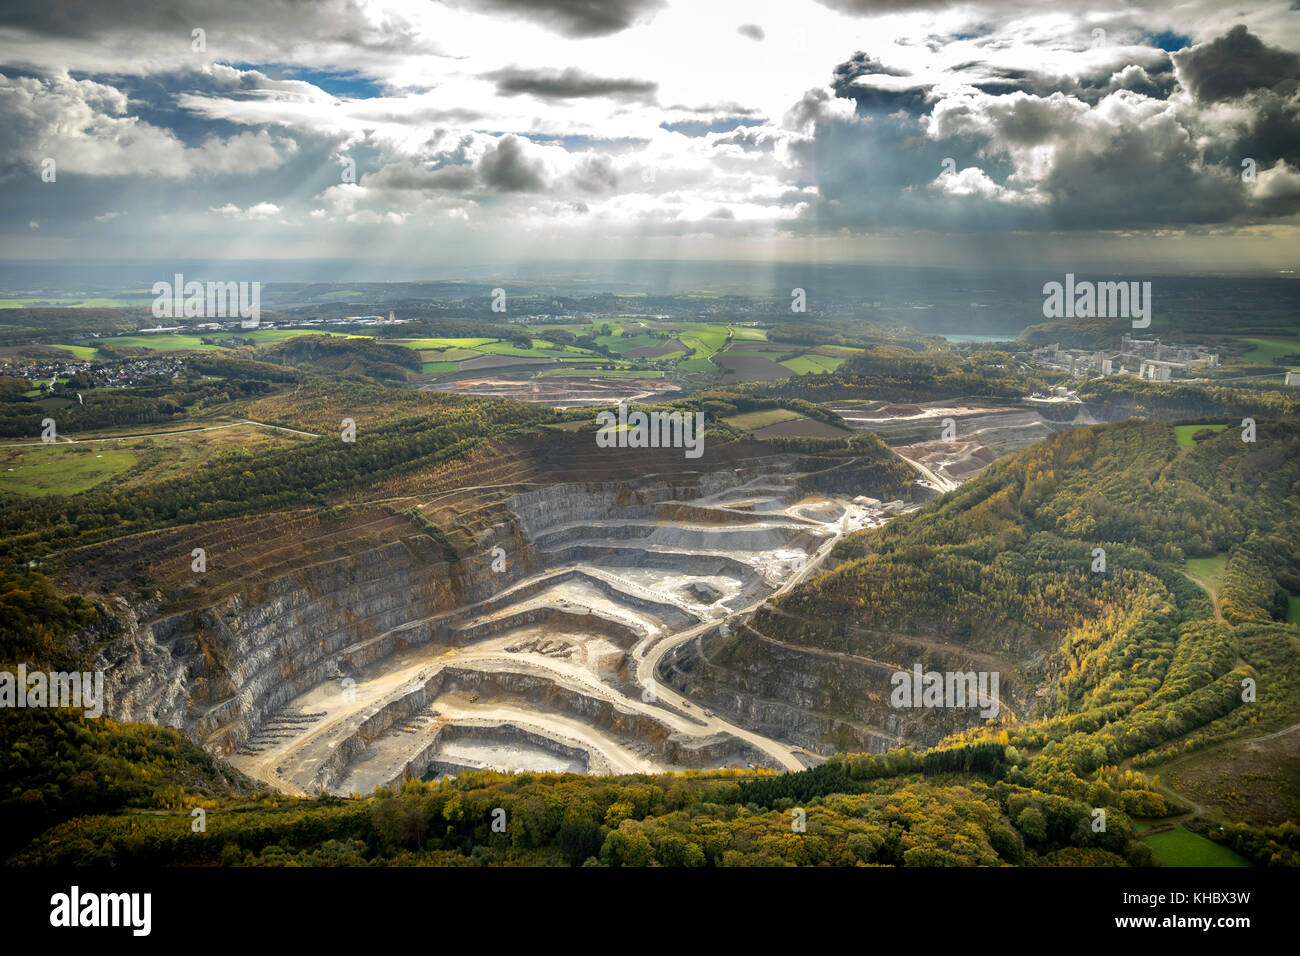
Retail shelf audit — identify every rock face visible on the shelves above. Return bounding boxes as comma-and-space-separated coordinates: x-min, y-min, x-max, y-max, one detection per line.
81, 455, 904, 792
95, 534, 467, 752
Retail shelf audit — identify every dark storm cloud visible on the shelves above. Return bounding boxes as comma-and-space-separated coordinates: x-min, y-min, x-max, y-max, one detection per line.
814, 0, 959, 11
1174, 27, 1300, 173
1030, 115, 1245, 229
842, 81, 934, 112
363, 135, 550, 195
828, 51, 932, 113
366, 164, 479, 191
452, 0, 666, 38
737, 24, 765, 41
1224, 92, 1300, 169
667, 102, 764, 116
787, 26, 1300, 236
478, 135, 546, 192
568, 153, 620, 192
1174, 25, 1300, 103
485, 67, 657, 102
0, 0, 426, 53
787, 109, 1019, 233
968, 56, 1179, 104
831, 51, 913, 93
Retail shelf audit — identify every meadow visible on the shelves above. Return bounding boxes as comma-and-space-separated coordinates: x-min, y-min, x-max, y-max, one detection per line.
1140, 826, 1251, 867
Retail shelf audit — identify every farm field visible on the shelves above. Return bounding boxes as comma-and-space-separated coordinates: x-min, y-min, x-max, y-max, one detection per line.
59, 329, 370, 357
1174, 423, 1227, 447
478, 340, 592, 358
414, 347, 486, 362
224, 329, 369, 344
92, 334, 219, 351
30, 319, 854, 390
0, 422, 310, 496
722, 408, 804, 431
1140, 827, 1251, 867
393, 337, 499, 349
0, 445, 136, 495
45, 344, 99, 360
1238, 337, 1300, 368
715, 352, 790, 382
783, 353, 847, 374
752, 417, 850, 438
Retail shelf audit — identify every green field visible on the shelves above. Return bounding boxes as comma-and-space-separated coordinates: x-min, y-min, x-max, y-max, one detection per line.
1239, 337, 1300, 368
722, 408, 804, 431
783, 354, 846, 374
595, 334, 679, 356
32, 319, 800, 387
1140, 826, 1250, 867
45, 344, 99, 360
55, 329, 371, 358
1185, 553, 1229, 598
676, 356, 718, 373
678, 326, 730, 356
0, 446, 137, 495
393, 337, 498, 349
234, 329, 367, 344
416, 347, 488, 362
94, 329, 361, 351
96, 334, 219, 351
475, 340, 585, 357
1174, 423, 1227, 447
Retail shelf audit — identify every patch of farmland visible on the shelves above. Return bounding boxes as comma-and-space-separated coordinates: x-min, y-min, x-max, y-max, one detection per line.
782, 354, 845, 374
715, 353, 791, 382
752, 418, 851, 439
457, 354, 554, 370
722, 408, 804, 431
624, 340, 684, 359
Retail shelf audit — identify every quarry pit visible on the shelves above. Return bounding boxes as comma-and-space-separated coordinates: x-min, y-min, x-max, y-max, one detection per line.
222, 472, 892, 795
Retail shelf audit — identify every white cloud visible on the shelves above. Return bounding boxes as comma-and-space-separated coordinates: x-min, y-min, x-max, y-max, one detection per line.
0, 74, 296, 178
210, 201, 283, 220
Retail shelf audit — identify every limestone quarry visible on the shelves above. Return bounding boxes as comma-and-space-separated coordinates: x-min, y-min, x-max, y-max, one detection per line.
78, 442, 924, 797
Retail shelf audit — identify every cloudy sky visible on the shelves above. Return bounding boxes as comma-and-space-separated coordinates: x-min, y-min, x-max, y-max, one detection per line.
2, 0, 1299, 272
